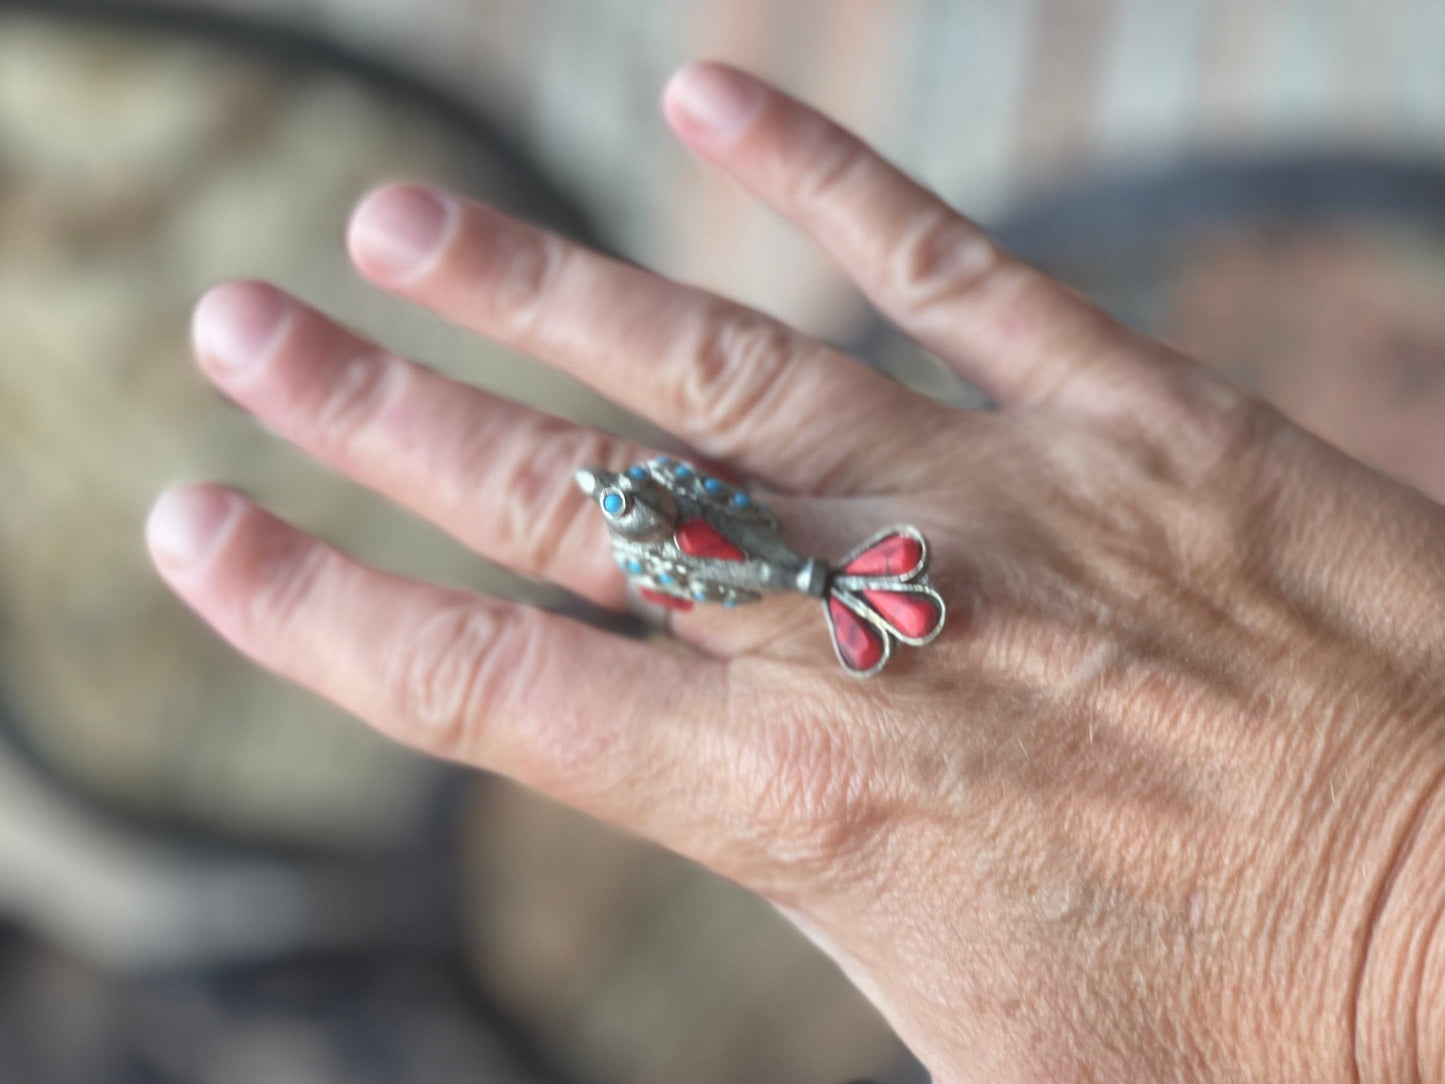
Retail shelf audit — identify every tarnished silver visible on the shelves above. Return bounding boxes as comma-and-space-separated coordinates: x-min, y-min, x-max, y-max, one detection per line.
577, 456, 945, 677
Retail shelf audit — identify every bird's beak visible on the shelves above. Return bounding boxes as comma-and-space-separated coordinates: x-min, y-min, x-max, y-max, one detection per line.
574, 467, 603, 497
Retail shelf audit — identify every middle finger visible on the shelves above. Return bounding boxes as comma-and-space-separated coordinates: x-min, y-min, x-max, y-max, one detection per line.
346, 184, 944, 495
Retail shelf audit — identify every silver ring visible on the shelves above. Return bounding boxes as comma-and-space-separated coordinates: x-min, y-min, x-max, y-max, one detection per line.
577, 457, 945, 677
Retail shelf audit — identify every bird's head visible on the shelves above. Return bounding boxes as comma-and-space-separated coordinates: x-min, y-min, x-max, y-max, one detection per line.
575, 463, 678, 544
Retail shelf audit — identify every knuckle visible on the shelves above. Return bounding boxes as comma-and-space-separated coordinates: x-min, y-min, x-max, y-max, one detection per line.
678, 306, 802, 439
383, 599, 518, 759
478, 225, 568, 336
890, 204, 1007, 320
241, 536, 333, 643
1195, 384, 1269, 456
789, 131, 871, 210
1153, 362, 1283, 480
310, 351, 406, 460
470, 421, 621, 577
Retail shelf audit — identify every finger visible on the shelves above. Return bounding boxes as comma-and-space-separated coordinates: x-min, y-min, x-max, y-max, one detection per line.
662, 63, 1167, 414
345, 184, 946, 495
191, 280, 645, 610
144, 484, 736, 848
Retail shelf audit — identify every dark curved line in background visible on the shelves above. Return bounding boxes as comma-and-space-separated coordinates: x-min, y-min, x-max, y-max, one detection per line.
991, 154, 1445, 263
851, 153, 1445, 371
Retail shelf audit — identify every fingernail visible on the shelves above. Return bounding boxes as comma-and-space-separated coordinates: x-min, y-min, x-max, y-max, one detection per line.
665, 63, 765, 144
147, 487, 238, 568
349, 184, 455, 282
192, 282, 290, 374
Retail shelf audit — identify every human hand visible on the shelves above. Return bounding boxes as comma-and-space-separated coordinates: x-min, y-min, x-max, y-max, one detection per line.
148, 64, 1442, 1083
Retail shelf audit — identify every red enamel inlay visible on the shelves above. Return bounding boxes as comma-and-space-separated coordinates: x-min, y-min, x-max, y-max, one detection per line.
863, 589, 942, 640
828, 597, 885, 672
639, 587, 693, 611
675, 518, 745, 561
843, 534, 922, 577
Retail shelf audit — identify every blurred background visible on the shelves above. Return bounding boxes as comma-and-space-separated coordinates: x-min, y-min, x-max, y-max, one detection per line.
0, 1, 1441, 1082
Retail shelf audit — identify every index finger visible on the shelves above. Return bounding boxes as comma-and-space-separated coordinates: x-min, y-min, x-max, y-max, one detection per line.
663, 63, 1168, 415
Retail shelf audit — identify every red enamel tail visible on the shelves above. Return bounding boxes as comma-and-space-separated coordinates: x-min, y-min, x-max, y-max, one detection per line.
823, 528, 945, 677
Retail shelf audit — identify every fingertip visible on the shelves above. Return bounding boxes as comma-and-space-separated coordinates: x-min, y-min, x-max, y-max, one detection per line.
347, 182, 458, 286
191, 280, 292, 378
662, 61, 766, 147
146, 483, 244, 575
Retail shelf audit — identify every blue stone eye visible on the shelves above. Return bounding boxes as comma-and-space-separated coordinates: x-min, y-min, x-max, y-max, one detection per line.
601, 491, 625, 514
625, 559, 642, 574
703, 477, 722, 493
627, 466, 648, 481
658, 573, 675, 586
693, 586, 708, 600
732, 491, 750, 507
674, 463, 692, 478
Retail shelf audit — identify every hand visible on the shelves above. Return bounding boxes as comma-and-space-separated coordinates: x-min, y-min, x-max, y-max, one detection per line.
147, 64, 1442, 1083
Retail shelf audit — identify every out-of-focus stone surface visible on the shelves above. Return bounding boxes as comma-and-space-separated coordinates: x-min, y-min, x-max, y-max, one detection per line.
462, 784, 905, 1084
0, 932, 553, 1084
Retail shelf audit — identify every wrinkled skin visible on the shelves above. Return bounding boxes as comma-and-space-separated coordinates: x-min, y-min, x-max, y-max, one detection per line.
147, 64, 1442, 1084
